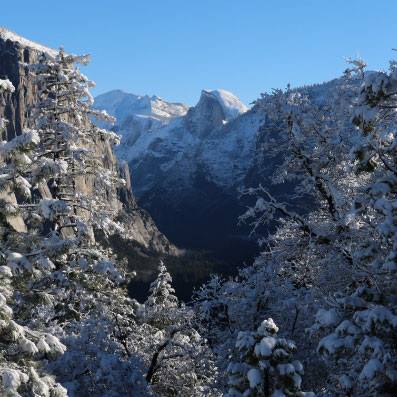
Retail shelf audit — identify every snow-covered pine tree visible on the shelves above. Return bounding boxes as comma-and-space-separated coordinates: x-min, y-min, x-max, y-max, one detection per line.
0, 49, 141, 396
315, 59, 397, 396
21, 47, 128, 312
142, 260, 179, 328
133, 261, 220, 396
226, 318, 314, 397
17, 49, 152, 396
29, 48, 121, 239
193, 269, 271, 388
0, 78, 67, 397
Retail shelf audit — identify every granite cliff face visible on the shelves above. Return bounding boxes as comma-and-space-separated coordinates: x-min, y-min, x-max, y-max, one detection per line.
0, 28, 177, 258
0, 30, 39, 141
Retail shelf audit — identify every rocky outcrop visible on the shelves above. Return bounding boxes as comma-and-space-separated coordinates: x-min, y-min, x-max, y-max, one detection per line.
186, 89, 248, 137
0, 30, 38, 140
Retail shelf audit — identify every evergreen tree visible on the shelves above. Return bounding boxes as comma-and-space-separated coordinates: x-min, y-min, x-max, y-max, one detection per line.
22, 49, 144, 396
143, 260, 178, 328
29, 48, 121, 239
21, 48, 127, 319
227, 318, 314, 397
0, 78, 67, 397
0, 50, 135, 396
135, 262, 221, 396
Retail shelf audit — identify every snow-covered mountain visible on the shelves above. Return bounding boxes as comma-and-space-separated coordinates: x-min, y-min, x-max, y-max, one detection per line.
94, 90, 189, 151
94, 88, 264, 261
95, 88, 258, 190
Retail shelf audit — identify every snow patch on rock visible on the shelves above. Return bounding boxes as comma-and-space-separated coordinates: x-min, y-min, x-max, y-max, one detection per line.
202, 89, 248, 121
0, 27, 57, 57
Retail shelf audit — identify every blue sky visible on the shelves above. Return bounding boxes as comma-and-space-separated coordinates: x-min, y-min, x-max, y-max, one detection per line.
2, 0, 397, 105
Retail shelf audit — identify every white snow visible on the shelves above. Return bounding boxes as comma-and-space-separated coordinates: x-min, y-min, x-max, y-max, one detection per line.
0, 79, 15, 93
315, 308, 340, 327
0, 292, 6, 306
0, 265, 13, 277
94, 90, 190, 154
254, 336, 276, 357
359, 358, 383, 381
94, 89, 188, 126
236, 332, 255, 350
277, 363, 295, 375
318, 333, 350, 355
247, 368, 262, 388
0, 130, 40, 155
0, 369, 29, 390
7, 252, 32, 272
39, 199, 70, 220
202, 89, 248, 121
94, 259, 122, 282
18, 337, 39, 355
37, 337, 51, 354
258, 318, 279, 334
35, 257, 56, 271
43, 334, 67, 355
0, 28, 58, 57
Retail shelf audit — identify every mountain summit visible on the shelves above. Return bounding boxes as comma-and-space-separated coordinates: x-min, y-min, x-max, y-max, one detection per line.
198, 89, 248, 121
94, 90, 189, 148
94, 89, 189, 124
186, 89, 248, 136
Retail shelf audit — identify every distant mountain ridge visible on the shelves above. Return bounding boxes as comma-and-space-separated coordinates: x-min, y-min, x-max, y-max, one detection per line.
95, 88, 255, 188
94, 90, 189, 150
94, 89, 188, 123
